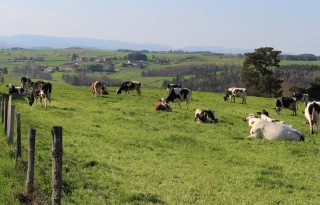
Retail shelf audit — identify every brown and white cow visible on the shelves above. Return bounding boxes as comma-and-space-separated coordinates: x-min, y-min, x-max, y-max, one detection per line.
116, 81, 141, 96
223, 87, 247, 104
91, 81, 102, 97
165, 88, 192, 109
20, 76, 33, 89
242, 113, 304, 141
27, 81, 52, 108
154, 98, 172, 112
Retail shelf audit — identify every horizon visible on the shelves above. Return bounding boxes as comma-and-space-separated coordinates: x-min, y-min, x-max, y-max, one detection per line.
0, 0, 319, 55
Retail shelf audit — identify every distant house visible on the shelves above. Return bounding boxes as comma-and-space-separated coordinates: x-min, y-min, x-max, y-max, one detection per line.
94, 58, 105, 62
44, 66, 55, 73
60, 65, 73, 72
75, 57, 83, 62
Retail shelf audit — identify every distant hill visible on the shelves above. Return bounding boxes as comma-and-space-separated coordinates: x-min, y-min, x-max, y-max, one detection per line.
0, 34, 254, 54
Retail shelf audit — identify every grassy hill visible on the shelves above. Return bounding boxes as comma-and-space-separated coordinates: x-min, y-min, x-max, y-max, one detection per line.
0, 81, 320, 204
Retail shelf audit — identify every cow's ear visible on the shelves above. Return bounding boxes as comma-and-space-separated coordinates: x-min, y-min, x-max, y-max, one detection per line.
242, 117, 247, 121
257, 112, 261, 115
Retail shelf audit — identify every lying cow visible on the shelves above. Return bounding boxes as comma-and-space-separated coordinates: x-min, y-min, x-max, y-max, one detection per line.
100, 85, 109, 95
154, 98, 172, 112
304, 101, 320, 134
223, 87, 247, 104
195, 109, 218, 123
165, 88, 192, 109
274, 96, 297, 116
6, 84, 30, 95
27, 81, 52, 108
167, 83, 182, 93
242, 113, 304, 141
116, 81, 141, 96
20, 76, 33, 89
257, 109, 285, 124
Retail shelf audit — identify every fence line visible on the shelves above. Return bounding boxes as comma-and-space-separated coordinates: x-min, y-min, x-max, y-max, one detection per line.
1, 95, 107, 204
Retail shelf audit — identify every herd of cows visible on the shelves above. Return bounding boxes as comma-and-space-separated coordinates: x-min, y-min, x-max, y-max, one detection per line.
5, 77, 320, 142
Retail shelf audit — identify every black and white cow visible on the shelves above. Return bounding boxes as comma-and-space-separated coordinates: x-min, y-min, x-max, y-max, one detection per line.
304, 101, 320, 134
116, 81, 141, 96
292, 92, 309, 106
195, 109, 218, 123
274, 96, 297, 116
6, 84, 30, 95
165, 88, 192, 109
20, 76, 33, 89
223, 87, 247, 104
166, 83, 182, 93
27, 81, 52, 108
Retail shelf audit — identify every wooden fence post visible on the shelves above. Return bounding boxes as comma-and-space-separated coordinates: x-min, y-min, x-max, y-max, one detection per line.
25, 128, 36, 196
1, 96, 3, 124
52, 126, 63, 205
7, 103, 14, 145
4, 98, 7, 133
16, 113, 22, 160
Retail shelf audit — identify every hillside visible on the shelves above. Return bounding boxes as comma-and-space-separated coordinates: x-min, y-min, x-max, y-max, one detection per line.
1, 83, 320, 204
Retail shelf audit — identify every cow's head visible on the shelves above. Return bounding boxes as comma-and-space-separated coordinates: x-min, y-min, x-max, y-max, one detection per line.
274, 107, 281, 115
27, 95, 34, 106
257, 109, 269, 117
116, 89, 121, 94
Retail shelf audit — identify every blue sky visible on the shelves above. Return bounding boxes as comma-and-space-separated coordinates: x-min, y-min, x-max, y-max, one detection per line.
0, 0, 319, 55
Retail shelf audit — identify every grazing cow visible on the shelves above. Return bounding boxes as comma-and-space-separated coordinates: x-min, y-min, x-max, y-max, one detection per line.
99, 85, 109, 95
20, 76, 33, 89
116, 81, 141, 96
304, 101, 320, 134
274, 97, 297, 116
223, 87, 247, 104
167, 83, 182, 93
91, 81, 102, 97
195, 109, 218, 123
27, 81, 52, 108
6, 84, 29, 95
165, 88, 192, 109
242, 113, 304, 141
154, 98, 172, 112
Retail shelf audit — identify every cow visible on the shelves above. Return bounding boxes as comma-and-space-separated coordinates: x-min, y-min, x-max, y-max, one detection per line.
257, 109, 285, 124
27, 81, 52, 108
167, 83, 182, 93
6, 84, 30, 95
242, 113, 304, 141
292, 92, 309, 106
195, 109, 218, 123
154, 98, 172, 112
91, 81, 102, 97
304, 101, 320, 134
274, 97, 297, 116
116, 81, 141, 96
99, 85, 109, 95
165, 88, 192, 109
20, 76, 33, 89
223, 87, 247, 104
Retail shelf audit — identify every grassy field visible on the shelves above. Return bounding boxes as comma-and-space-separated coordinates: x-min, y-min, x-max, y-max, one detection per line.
1, 81, 320, 204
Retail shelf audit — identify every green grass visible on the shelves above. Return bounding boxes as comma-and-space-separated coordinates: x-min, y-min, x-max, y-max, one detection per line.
0, 82, 320, 204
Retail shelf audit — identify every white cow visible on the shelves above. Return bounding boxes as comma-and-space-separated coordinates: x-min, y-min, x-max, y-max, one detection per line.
223, 87, 247, 104
242, 113, 304, 141
304, 101, 320, 134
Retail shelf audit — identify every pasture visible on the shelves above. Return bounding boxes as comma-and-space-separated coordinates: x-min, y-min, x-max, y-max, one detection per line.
1, 82, 320, 204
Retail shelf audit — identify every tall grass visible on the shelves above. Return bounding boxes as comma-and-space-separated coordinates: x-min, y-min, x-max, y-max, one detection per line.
0, 82, 320, 204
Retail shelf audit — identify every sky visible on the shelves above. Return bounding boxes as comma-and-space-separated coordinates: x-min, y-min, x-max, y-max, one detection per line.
0, 0, 319, 55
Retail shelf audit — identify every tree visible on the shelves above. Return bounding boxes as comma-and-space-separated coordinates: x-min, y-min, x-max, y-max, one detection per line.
71, 53, 79, 61
241, 47, 283, 97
